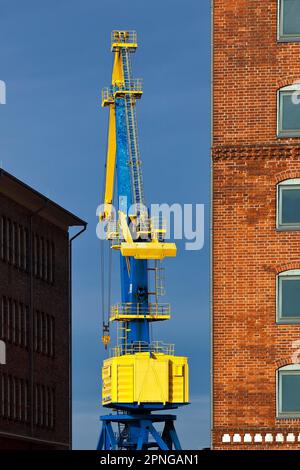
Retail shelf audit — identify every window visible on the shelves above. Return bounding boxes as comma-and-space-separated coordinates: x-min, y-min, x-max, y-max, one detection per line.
0, 374, 54, 427
34, 383, 55, 429
277, 179, 300, 229
277, 364, 300, 418
0, 296, 28, 347
277, 84, 300, 137
278, 0, 300, 41
0, 216, 28, 271
277, 270, 300, 323
33, 234, 55, 283
34, 310, 55, 357
0, 373, 29, 423
0, 217, 55, 281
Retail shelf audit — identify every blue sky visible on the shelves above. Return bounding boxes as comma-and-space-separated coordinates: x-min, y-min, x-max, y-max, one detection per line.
0, 0, 210, 450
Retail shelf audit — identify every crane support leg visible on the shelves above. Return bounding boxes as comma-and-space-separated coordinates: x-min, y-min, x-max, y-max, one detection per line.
98, 414, 182, 450
97, 420, 117, 450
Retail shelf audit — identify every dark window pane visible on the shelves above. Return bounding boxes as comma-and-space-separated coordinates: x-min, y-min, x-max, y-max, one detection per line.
282, 0, 300, 36
281, 374, 300, 413
281, 187, 300, 224
281, 278, 300, 317
281, 93, 300, 131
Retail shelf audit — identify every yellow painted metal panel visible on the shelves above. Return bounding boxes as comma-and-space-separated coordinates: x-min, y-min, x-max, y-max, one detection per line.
111, 42, 137, 51
119, 242, 177, 260
102, 353, 189, 406
102, 360, 112, 404
117, 365, 134, 402
118, 211, 133, 243
169, 357, 189, 403
112, 51, 124, 86
134, 356, 169, 403
101, 105, 116, 221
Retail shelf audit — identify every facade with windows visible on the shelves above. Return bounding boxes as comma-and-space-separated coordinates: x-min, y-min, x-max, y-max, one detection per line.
212, 0, 300, 449
278, 0, 300, 42
0, 169, 85, 449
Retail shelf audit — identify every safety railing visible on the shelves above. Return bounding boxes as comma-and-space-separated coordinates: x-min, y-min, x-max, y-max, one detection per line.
150, 217, 167, 241
110, 341, 175, 357
111, 30, 137, 50
102, 78, 142, 98
110, 302, 171, 321
101, 87, 114, 106
102, 81, 143, 107
114, 79, 143, 95
106, 220, 119, 241
105, 217, 167, 243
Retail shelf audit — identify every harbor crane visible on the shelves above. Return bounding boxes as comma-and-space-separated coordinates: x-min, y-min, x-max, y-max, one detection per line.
97, 31, 189, 450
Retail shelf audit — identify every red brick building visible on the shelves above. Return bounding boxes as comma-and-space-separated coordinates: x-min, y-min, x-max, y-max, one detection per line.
212, 0, 300, 449
0, 170, 86, 449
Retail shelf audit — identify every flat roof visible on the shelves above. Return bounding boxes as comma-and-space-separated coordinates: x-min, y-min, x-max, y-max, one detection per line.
0, 169, 87, 231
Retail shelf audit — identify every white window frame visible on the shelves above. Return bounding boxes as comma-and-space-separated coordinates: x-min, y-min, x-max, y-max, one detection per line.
277, 84, 300, 138
278, 0, 300, 42
277, 179, 300, 230
277, 364, 300, 418
276, 269, 300, 323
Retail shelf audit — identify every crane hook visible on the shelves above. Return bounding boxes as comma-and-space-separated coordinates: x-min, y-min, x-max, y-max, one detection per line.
102, 323, 110, 350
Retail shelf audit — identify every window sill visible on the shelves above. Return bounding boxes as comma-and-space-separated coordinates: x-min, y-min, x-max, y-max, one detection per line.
277, 133, 300, 138
276, 414, 300, 420
276, 226, 300, 232
277, 37, 300, 43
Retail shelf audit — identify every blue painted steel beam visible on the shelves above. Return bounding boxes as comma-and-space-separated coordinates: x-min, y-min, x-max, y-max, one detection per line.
115, 97, 149, 346
99, 414, 179, 450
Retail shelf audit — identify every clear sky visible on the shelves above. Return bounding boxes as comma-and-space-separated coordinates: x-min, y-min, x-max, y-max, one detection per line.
0, 0, 210, 449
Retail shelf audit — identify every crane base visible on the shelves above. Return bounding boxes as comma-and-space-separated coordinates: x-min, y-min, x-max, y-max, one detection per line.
97, 413, 181, 450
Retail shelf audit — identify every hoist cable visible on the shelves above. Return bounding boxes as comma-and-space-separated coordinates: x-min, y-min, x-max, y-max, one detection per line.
100, 239, 105, 326
107, 240, 112, 325
100, 113, 110, 329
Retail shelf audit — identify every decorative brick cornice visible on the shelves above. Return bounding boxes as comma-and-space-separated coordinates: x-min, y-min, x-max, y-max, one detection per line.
212, 144, 300, 161
217, 431, 300, 446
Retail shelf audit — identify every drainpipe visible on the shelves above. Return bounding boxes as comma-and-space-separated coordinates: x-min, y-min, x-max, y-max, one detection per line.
68, 224, 87, 450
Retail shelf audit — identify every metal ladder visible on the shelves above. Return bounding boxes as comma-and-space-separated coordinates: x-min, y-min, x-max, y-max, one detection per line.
155, 260, 166, 297
147, 260, 166, 303
121, 48, 145, 207
117, 321, 130, 353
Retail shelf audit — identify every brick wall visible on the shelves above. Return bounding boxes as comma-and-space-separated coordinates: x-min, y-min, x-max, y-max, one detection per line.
0, 193, 70, 449
213, 0, 300, 146
212, 0, 300, 449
